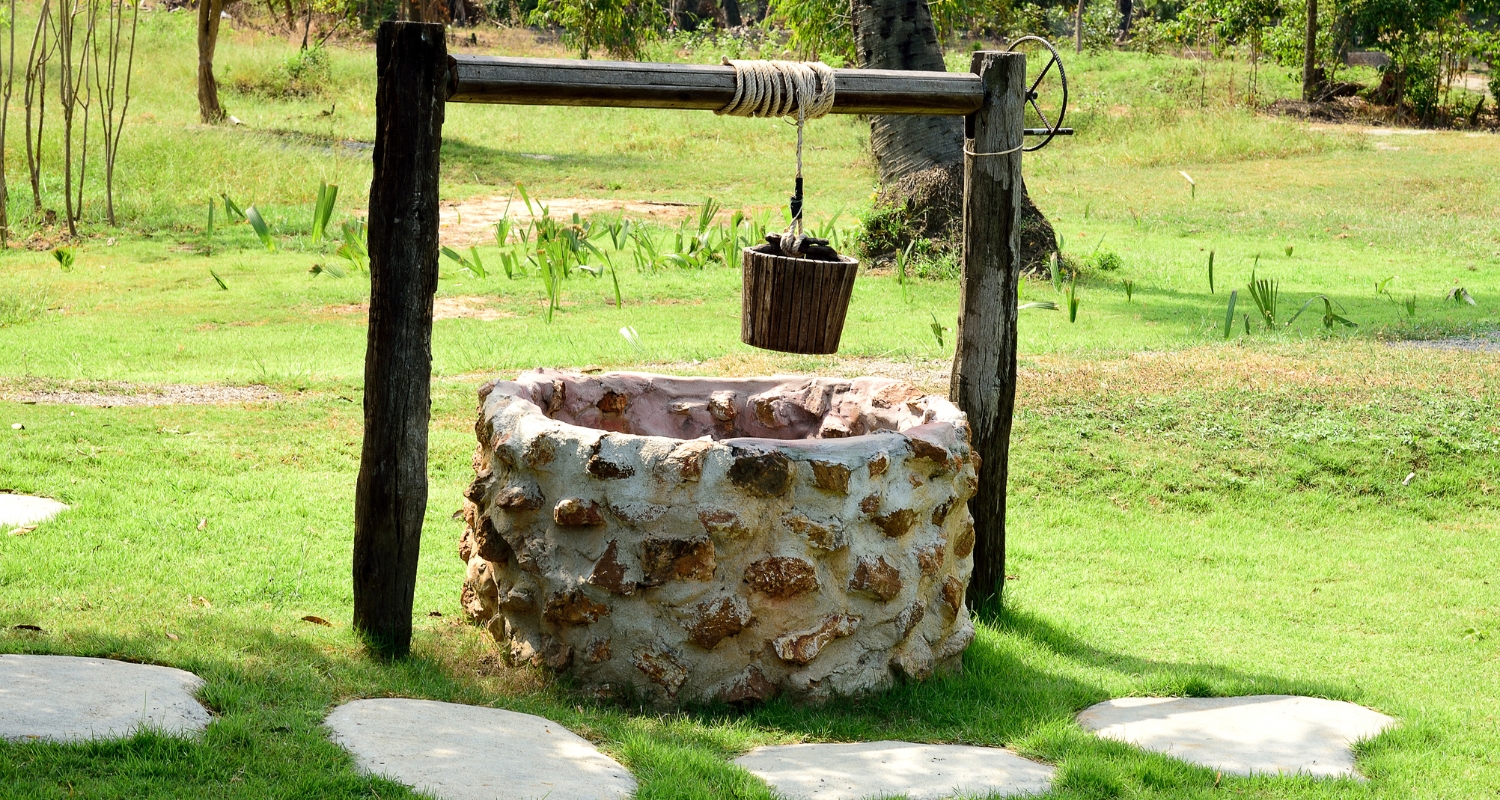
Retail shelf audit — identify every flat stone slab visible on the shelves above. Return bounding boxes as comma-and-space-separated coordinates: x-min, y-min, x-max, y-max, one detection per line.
324, 698, 635, 800
0, 493, 68, 528
734, 740, 1055, 800
1077, 695, 1396, 778
0, 655, 211, 742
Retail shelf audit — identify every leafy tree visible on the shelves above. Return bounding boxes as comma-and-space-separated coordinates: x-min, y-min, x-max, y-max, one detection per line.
529, 0, 665, 59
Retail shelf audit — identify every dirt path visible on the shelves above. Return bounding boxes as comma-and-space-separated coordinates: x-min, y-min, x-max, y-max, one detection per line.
2, 380, 280, 407
439, 195, 711, 247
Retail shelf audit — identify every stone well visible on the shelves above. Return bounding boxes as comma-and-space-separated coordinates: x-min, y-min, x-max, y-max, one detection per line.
459, 369, 979, 705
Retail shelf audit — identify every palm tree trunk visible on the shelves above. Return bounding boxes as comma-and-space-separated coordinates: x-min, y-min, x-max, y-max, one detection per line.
850, 0, 1058, 273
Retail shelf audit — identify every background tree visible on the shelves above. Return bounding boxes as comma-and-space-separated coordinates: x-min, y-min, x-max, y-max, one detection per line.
851, 0, 1059, 273
529, 0, 665, 59
198, 0, 229, 123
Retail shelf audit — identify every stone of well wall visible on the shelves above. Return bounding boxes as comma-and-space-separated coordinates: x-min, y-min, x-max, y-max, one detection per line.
459, 369, 978, 705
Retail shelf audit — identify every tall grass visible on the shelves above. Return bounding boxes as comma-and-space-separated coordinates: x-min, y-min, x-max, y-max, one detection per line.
0, 284, 49, 326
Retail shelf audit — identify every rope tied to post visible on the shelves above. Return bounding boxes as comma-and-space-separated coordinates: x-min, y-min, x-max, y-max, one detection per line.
717, 59, 836, 256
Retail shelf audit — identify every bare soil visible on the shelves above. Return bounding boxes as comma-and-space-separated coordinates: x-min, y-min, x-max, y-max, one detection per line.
1, 380, 280, 407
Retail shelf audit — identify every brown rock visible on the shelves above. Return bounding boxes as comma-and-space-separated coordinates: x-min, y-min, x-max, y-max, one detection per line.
773, 614, 860, 665
664, 440, 712, 482
871, 382, 923, 409
457, 531, 474, 563
474, 516, 513, 564
743, 556, 819, 598
496, 483, 544, 511
543, 638, 573, 670
463, 470, 494, 504
499, 586, 535, 611
906, 435, 950, 466
818, 416, 851, 438
708, 390, 737, 421
523, 437, 555, 468
543, 589, 609, 626
940, 576, 964, 616
699, 509, 750, 539
868, 452, 889, 476
685, 596, 753, 650
915, 544, 944, 577
934, 619, 976, 662
717, 666, 777, 704
752, 394, 780, 427
908, 472, 925, 487
849, 556, 903, 602
597, 390, 629, 414
587, 540, 636, 596
931, 497, 956, 526
728, 448, 794, 497
859, 494, 881, 514
640, 537, 716, 585
952, 522, 976, 559
809, 461, 851, 494
585, 636, 612, 664
553, 497, 605, 526
872, 508, 917, 538
633, 647, 689, 695
783, 513, 847, 552
542, 379, 566, 415
587, 454, 635, 479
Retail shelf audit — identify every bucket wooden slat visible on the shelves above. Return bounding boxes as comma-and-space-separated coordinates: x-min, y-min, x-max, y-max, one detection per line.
740, 245, 859, 355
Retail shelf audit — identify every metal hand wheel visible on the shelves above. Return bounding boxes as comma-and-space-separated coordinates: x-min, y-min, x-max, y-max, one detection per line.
1007, 35, 1070, 152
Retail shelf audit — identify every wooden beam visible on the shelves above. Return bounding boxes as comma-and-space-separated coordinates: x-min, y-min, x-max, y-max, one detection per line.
353, 20, 447, 659
950, 51, 1024, 610
447, 54, 984, 116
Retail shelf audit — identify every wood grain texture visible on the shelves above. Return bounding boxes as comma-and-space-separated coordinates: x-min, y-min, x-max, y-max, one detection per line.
741, 247, 859, 355
354, 21, 447, 659
448, 55, 983, 116
950, 52, 1024, 609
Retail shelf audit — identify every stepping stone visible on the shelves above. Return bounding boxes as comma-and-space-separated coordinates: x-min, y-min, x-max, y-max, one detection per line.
0, 493, 68, 528
1077, 695, 1395, 778
0, 654, 211, 742
734, 740, 1055, 800
324, 698, 635, 800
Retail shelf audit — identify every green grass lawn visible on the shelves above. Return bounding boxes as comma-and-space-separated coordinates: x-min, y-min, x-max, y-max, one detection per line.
3, 10, 1500, 800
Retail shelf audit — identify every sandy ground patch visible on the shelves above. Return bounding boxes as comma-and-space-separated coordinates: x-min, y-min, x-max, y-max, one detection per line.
439, 195, 712, 248
2, 380, 279, 407
321, 296, 514, 321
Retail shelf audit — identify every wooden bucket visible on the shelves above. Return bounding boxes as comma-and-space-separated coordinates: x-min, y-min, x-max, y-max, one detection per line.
740, 244, 859, 355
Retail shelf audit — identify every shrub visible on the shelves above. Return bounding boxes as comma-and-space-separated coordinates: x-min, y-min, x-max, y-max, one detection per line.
231, 45, 332, 99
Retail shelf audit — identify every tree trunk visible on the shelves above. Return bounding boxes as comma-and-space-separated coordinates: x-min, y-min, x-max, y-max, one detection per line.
1074, 0, 1087, 53
1302, 0, 1319, 101
197, 0, 225, 124
723, 0, 742, 28
1117, 0, 1132, 42
851, 0, 1057, 273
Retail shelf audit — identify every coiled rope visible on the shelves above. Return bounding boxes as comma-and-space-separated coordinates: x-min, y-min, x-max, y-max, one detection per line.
717, 59, 836, 251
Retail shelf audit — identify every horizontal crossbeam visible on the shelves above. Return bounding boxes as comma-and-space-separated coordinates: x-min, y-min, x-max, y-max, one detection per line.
447, 55, 985, 116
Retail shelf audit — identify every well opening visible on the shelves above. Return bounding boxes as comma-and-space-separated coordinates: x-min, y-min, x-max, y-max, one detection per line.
460, 369, 980, 705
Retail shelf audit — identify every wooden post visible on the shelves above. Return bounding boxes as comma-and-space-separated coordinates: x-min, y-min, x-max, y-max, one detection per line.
353, 20, 447, 659
951, 51, 1024, 610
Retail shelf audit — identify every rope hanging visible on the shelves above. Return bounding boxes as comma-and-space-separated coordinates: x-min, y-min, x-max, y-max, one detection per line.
717, 59, 836, 255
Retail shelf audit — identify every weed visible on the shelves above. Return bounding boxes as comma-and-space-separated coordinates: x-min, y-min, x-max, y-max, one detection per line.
1207, 250, 1215, 294
1124, 279, 1134, 302
246, 206, 274, 251
311, 182, 339, 245
51, 247, 76, 272
209, 270, 229, 290
929, 311, 948, 349
1179, 170, 1196, 198
336, 219, 369, 273
1049, 252, 1062, 292
1446, 287, 1476, 306
1086, 250, 1123, 272
1247, 271, 1279, 328
1066, 276, 1081, 323
1222, 289, 1237, 339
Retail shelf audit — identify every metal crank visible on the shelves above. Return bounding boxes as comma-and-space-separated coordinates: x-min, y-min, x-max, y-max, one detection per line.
1007, 36, 1072, 151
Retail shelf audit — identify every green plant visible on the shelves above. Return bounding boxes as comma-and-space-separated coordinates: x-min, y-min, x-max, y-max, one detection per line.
308, 263, 345, 279
206, 200, 215, 237
1124, 279, 1135, 302
1404, 295, 1418, 317
1222, 289, 1238, 339
209, 269, 229, 290
929, 311, 948, 349
311, 182, 339, 245
246, 206, 274, 251
1065, 276, 1080, 323
1180, 170, 1196, 198
0, 285, 49, 326
222, 194, 247, 222
442, 246, 488, 279
1049, 252, 1062, 293
336, 219, 369, 273
895, 241, 916, 303
1284, 244, 1294, 257
1287, 295, 1356, 331
1207, 250, 1215, 294
1447, 286, 1476, 306
1087, 250, 1123, 272
1247, 270, 1278, 328
529, 0, 665, 60
51, 247, 76, 271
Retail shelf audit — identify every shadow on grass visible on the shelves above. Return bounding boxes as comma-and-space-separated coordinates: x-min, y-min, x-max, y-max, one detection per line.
0, 605, 1375, 800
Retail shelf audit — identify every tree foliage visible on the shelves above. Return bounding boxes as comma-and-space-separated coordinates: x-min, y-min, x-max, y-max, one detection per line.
528, 0, 665, 59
